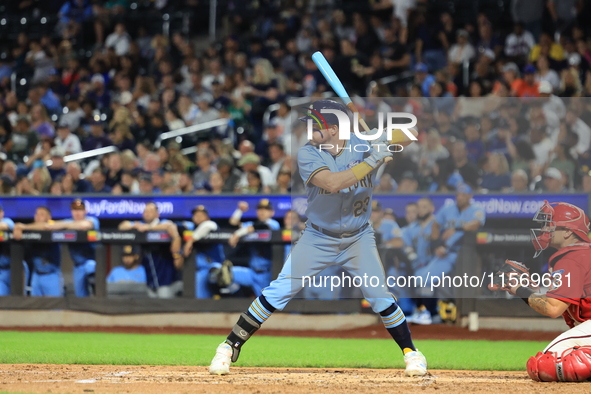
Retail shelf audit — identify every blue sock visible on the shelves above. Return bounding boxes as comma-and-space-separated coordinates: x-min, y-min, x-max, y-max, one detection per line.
380, 303, 416, 354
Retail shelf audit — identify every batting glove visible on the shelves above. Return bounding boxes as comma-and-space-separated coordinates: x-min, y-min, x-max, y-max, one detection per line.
364, 142, 392, 168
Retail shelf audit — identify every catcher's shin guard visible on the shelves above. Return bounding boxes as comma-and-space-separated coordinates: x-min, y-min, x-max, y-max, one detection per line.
527, 347, 591, 382
225, 312, 261, 362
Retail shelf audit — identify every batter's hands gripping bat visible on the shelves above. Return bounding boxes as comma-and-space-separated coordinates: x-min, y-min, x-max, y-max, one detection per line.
311, 51, 392, 163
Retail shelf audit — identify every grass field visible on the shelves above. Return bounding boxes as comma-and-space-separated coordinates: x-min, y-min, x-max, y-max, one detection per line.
0, 331, 544, 370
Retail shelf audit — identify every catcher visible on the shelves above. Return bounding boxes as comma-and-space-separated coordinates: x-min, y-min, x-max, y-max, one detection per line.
489, 201, 591, 382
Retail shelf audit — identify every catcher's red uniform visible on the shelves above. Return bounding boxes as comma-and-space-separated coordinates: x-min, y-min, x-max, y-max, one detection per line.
526, 202, 591, 382
546, 244, 591, 329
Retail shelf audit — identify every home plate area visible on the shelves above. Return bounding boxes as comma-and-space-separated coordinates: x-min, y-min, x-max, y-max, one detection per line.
1, 364, 589, 394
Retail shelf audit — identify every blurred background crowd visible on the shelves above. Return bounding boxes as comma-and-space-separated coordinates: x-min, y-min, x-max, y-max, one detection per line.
1, 0, 591, 196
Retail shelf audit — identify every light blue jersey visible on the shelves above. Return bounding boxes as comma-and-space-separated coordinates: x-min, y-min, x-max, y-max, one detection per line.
107, 265, 147, 284
298, 135, 375, 232
376, 218, 402, 245
435, 202, 486, 252
0, 218, 15, 268
402, 218, 436, 267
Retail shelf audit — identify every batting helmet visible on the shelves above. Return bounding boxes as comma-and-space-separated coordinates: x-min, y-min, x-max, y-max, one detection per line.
531, 201, 591, 257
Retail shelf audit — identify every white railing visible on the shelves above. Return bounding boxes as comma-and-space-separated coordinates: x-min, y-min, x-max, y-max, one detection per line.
153, 118, 229, 149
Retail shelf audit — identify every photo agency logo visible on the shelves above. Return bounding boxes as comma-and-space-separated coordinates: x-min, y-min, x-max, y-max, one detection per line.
300, 100, 418, 153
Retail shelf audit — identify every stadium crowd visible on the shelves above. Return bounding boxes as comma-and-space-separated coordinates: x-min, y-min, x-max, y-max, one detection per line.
1, 0, 591, 197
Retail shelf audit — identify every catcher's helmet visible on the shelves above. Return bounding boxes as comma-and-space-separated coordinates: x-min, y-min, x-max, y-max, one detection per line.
531, 201, 591, 257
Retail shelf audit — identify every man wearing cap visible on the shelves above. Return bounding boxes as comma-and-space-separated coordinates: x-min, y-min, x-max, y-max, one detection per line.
83, 121, 112, 152
236, 153, 275, 190
543, 167, 568, 192
414, 185, 485, 318
210, 99, 428, 377
448, 29, 476, 65
226, 199, 280, 297
118, 202, 183, 298
413, 63, 436, 97
514, 65, 540, 98
45, 199, 100, 297
183, 205, 231, 298
107, 245, 147, 284
0, 204, 17, 296
55, 123, 82, 155
13, 206, 62, 297
48, 146, 67, 181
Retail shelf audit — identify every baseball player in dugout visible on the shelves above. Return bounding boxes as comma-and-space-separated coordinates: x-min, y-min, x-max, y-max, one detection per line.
209, 99, 427, 376
0, 204, 17, 296
118, 202, 183, 298
226, 199, 280, 297
44, 199, 100, 297
13, 206, 62, 297
489, 201, 591, 382
182, 205, 232, 299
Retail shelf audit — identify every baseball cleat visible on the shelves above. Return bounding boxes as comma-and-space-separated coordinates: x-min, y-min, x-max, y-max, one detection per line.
209, 342, 233, 375
404, 350, 428, 377
217, 260, 234, 288
411, 309, 433, 325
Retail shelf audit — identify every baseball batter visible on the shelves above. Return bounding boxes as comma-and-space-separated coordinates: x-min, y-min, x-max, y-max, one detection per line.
209, 100, 427, 376
490, 201, 591, 382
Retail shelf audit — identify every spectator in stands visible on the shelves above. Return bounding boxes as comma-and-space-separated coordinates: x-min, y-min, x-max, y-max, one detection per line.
118, 202, 183, 298
504, 22, 535, 65
549, 143, 577, 185
86, 74, 110, 109
419, 129, 449, 175
543, 167, 568, 192
57, 0, 93, 41
514, 65, 540, 97
107, 245, 147, 285
413, 63, 436, 97
110, 124, 135, 152
463, 122, 485, 163
452, 140, 480, 188
536, 58, 561, 92
105, 23, 132, 57
48, 147, 66, 181
565, 107, 591, 157
89, 167, 111, 193
508, 168, 530, 192
55, 123, 82, 155
84, 121, 112, 151
481, 153, 512, 191
236, 152, 274, 190
105, 153, 123, 188
394, 171, 418, 194
448, 30, 476, 66
8, 116, 38, 162
192, 149, 216, 191
30, 104, 55, 139
65, 162, 90, 193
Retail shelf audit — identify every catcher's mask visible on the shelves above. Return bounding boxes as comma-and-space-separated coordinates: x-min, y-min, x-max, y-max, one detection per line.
531, 201, 591, 257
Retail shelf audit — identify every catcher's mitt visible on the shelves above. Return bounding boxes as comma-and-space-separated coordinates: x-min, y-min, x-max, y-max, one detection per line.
488, 259, 539, 294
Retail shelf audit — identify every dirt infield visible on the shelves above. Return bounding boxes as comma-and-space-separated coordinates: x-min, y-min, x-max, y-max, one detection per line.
0, 364, 588, 394
0, 324, 564, 341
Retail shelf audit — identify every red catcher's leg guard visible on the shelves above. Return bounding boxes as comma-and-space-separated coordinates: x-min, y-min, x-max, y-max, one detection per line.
561, 347, 591, 382
527, 348, 591, 382
527, 352, 559, 382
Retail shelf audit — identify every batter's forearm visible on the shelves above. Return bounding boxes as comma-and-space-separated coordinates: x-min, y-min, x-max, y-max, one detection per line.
311, 169, 359, 194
